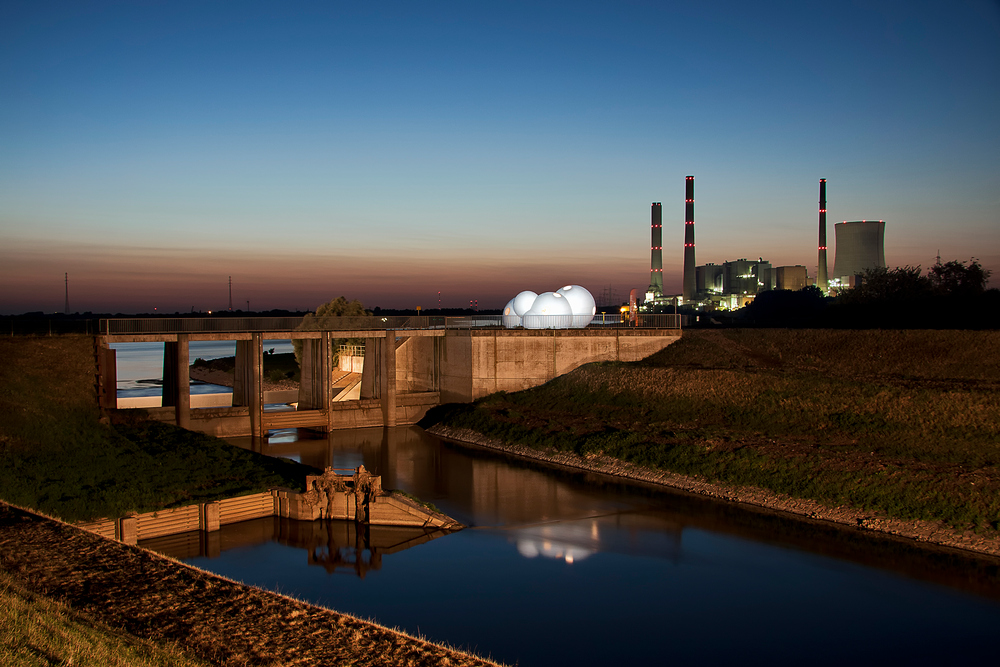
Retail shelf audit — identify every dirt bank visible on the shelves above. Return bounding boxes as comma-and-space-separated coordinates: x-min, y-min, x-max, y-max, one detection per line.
189, 367, 298, 393
428, 424, 1000, 559
0, 501, 500, 667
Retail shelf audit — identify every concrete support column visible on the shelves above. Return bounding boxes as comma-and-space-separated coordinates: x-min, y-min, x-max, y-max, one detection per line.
97, 343, 117, 410
380, 331, 396, 427
298, 338, 317, 409
360, 337, 380, 399
162, 335, 190, 428
176, 334, 190, 429
233, 340, 254, 407
249, 333, 263, 441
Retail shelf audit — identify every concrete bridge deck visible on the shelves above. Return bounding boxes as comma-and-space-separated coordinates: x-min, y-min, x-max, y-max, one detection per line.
96, 316, 681, 440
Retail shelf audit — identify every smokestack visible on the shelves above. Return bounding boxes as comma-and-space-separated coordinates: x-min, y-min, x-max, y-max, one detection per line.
648, 202, 663, 296
817, 179, 828, 294
682, 176, 696, 302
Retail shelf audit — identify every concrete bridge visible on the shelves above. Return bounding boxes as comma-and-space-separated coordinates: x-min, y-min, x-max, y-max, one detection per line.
96, 315, 681, 439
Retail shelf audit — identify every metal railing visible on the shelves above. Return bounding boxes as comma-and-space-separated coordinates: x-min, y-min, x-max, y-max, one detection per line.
100, 313, 681, 335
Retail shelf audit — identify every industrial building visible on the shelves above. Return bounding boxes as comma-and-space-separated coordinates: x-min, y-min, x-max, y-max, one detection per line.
831, 220, 886, 290
775, 265, 809, 291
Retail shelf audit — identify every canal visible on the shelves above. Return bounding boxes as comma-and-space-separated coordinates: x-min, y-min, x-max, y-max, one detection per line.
141, 425, 1000, 666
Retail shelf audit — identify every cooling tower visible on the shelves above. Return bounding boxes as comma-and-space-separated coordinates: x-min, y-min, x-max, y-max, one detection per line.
833, 220, 886, 281
648, 202, 663, 296
817, 179, 828, 294
682, 176, 696, 302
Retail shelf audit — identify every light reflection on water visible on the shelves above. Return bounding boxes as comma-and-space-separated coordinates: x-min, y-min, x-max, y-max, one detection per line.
145, 426, 1000, 666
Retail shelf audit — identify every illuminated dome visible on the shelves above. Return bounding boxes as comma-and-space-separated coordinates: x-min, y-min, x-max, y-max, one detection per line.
523, 291, 573, 329
557, 285, 596, 328
502, 298, 521, 327
512, 290, 538, 317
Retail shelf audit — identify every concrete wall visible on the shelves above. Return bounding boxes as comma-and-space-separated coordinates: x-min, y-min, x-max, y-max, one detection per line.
329, 393, 439, 431
431, 329, 681, 403
396, 336, 438, 394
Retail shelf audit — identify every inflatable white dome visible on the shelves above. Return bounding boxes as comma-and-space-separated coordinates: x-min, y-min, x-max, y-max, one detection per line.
505, 285, 595, 329
557, 285, 597, 329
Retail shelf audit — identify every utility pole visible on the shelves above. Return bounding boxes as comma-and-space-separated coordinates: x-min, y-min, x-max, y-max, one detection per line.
229, 276, 233, 311
64, 273, 69, 314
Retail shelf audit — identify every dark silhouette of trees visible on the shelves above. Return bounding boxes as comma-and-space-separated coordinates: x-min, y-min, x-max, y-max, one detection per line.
738, 259, 996, 329
928, 259, 991, 297
293, 297, 370, 365
742, 285, 828, 327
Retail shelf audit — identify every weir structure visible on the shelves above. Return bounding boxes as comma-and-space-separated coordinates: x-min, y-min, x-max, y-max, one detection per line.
96, 315, 681, 440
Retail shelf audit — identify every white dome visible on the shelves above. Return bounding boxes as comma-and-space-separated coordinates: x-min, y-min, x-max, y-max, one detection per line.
557, 284, 596, 328
502, 298, 521, 328
512, 290, 538, 317
523, 291, 573, 329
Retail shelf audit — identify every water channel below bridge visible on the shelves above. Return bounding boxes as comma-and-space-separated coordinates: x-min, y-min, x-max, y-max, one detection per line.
141, 426, 1000, 666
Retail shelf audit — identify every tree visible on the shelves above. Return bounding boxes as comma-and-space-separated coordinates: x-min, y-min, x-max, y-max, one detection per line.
928, 258, 991, 297
741, 285, 827, 327
293, 297, 369, 366
837, 265, 932, 304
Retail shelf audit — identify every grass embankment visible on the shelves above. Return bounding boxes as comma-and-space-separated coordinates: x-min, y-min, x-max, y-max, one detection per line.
424, 329, 1000, 532
0, 569, 208, 667
0, 336, 316, 522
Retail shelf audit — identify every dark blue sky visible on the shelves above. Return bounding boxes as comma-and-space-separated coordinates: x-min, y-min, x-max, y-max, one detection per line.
2, 1, 998, 312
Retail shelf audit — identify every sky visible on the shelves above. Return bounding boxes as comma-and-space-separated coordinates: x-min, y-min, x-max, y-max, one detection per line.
1, 0, 998, 314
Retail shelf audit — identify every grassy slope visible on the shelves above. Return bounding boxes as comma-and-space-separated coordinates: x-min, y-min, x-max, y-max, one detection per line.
0, 336, 317, 522
426, 329, 1000, 531
0, 569, 209, 667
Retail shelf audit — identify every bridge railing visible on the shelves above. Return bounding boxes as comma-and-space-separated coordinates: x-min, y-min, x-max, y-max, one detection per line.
100, 313, 680, 335
445, 314, 681, 329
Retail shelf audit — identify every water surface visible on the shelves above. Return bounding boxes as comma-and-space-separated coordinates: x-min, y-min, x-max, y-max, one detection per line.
142, 427, 1000, 666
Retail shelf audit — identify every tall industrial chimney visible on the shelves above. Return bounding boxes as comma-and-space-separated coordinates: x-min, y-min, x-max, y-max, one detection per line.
817, 179, 828, 294
647, 202, 663, 297
682, 176, 696, 302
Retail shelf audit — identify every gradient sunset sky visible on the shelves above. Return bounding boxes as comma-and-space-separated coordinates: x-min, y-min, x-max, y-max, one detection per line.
2, 1, 998, 314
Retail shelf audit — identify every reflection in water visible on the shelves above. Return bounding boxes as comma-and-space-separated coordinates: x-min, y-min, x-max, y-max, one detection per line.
157, 426, 1000, 666
140, 516, 452, 579
226, 426, 1000, 596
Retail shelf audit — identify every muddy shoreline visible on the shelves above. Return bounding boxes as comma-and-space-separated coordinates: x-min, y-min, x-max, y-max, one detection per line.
427, 424, 1000, 559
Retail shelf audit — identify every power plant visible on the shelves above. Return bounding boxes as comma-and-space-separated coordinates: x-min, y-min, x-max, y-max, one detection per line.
640, 176, 888, 310
832, 220, 886, 288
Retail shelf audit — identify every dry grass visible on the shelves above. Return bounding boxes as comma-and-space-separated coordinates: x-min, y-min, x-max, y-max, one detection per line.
1, 569, 209, 667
